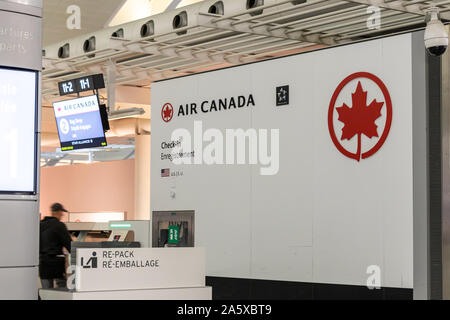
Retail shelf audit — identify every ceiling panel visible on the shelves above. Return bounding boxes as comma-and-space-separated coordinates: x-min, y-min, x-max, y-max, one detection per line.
42, 0, 125, 46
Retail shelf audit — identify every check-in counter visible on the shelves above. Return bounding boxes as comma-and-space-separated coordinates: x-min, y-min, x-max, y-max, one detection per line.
66, 220, 150, 246
39, 247, 211, 300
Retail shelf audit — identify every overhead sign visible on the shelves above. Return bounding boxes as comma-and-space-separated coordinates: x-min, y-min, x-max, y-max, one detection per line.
0, 67, 37, 194
58, 74, 105, 96
53, 95, 107, 151
0, 11, 42, 71
75, 248, 205, 292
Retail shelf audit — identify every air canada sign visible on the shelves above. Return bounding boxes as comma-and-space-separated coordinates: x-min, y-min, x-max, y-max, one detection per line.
161, 94, 256, 123
328, 72, 392, 161
160, 72, 392, 162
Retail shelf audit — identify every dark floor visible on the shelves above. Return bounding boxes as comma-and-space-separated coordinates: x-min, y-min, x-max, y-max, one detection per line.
206, 276, 413, 300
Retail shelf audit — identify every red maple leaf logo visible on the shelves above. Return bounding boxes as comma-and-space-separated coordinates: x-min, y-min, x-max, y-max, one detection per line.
163, 106, 172, 118
336, 81, 384, 161
161, 103, 174, 122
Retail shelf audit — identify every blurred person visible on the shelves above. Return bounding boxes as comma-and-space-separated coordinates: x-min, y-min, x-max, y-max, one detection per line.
39, 203, 72, 289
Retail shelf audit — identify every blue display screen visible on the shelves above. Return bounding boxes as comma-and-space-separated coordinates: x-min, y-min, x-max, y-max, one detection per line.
53, 95, 107, 151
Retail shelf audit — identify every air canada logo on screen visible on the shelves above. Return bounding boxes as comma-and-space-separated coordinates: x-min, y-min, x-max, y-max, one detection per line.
328, 72, 392, 161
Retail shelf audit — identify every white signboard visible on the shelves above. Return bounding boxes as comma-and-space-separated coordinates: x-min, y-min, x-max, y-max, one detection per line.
0, 67, 37, 193
75, 248, 205, 292
0, 10, 42, 71
151, 33, 415, 288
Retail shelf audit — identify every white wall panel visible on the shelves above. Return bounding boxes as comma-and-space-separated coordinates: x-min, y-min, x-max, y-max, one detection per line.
0, 267, 38, 300
151, 33, 415, 288
249, 55, 315, 282
310, 34, 413, 288
0, 200, 39, 267
0, 1, 42, 299
151, 70, 254, 278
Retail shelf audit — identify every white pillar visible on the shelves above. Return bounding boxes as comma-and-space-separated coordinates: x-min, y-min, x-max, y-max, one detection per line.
134, 134, 151, 220
0, 0, 42, 300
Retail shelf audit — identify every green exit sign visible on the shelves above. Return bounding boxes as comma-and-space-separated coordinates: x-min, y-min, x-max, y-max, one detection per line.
168, 225, 179, 244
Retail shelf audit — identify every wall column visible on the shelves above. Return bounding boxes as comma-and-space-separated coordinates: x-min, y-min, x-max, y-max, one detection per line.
0, 0, 42, 300
134, 134, 151, 220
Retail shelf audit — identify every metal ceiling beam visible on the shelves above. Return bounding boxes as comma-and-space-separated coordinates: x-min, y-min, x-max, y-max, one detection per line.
41, 0, 443, 101
345, 0, 450, 19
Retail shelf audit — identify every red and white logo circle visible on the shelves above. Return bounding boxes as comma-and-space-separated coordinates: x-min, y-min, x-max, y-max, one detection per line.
161, 103, 174, 123
328, 72, 392, 161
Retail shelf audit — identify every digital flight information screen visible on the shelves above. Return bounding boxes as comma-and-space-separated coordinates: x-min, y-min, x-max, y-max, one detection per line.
0, 67, 38, 194
53, 95, 107, 151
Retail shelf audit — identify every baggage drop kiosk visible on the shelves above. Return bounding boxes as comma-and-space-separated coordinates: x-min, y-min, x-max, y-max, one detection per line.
39, 247, 211, 300
152, 211, 195, 248
151, 31, 439, 299
39, 220, 212, 300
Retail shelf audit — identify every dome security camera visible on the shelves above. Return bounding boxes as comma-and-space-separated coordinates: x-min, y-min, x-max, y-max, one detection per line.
424, 7, 448, 56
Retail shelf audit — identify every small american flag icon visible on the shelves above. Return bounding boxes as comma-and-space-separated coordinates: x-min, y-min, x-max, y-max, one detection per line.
161, 168, 170, 177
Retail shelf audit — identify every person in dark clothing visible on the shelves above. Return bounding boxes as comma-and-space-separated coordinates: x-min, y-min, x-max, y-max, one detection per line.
39, 203, 72, 289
